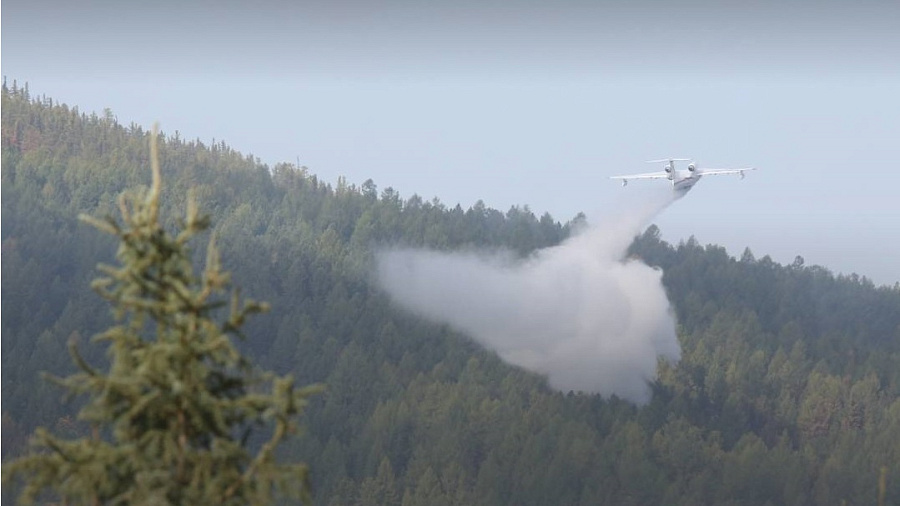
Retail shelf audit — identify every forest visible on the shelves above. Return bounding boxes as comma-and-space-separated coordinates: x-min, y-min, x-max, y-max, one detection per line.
2, 82, 899, 505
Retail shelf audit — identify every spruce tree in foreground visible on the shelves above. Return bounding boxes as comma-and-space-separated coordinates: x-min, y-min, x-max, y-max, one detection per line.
2, 129, 320, 505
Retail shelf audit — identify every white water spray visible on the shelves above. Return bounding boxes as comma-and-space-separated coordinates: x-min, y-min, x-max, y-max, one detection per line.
376, 189, 679, 404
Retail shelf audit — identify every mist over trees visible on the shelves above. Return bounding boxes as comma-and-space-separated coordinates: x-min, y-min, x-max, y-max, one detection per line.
3, 83, 899, 505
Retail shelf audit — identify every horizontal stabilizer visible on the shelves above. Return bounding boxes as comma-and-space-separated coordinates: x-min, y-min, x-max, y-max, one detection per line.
646, 158, 691, 163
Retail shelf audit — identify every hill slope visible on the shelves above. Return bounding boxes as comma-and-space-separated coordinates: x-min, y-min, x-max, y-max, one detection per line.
3, 84, 899, 505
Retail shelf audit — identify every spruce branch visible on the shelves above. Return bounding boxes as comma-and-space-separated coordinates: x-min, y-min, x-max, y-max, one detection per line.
3, 123, 321, 505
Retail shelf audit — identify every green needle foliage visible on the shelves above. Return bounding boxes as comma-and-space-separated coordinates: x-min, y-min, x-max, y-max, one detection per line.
2, 128, 321, 505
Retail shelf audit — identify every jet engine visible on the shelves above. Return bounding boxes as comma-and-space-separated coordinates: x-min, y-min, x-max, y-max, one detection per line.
688, 163, 696, 172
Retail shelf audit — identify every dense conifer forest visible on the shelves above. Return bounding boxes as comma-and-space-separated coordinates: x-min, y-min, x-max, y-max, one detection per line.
2, 83, 899, 505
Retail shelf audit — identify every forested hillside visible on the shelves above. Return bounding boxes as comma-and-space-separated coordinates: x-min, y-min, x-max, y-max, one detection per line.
3, 83, 899, 505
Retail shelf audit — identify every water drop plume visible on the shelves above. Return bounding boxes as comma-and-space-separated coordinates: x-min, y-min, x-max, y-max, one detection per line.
376, 188, 679, 404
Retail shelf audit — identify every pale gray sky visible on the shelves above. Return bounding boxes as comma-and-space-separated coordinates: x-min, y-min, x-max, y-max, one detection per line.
4, 0, 899, 284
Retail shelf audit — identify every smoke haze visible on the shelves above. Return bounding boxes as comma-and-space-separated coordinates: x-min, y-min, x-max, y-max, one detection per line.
376, 189, 680, 404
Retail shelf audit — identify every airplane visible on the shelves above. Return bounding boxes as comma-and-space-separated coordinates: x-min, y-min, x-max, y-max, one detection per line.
611, 158, 755, 197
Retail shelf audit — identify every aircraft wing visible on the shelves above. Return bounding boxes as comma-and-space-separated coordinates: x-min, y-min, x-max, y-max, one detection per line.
609, 171, 670, 180
697, 168, 756, 176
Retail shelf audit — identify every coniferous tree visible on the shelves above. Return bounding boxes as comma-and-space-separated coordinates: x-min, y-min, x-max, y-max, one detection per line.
2, 128, 320, 505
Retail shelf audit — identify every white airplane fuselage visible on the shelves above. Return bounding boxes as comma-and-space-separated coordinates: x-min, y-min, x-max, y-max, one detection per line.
671, 171, 701, 197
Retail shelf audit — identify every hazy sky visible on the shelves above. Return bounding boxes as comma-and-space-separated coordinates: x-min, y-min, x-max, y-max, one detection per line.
4, 0, 899, 284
